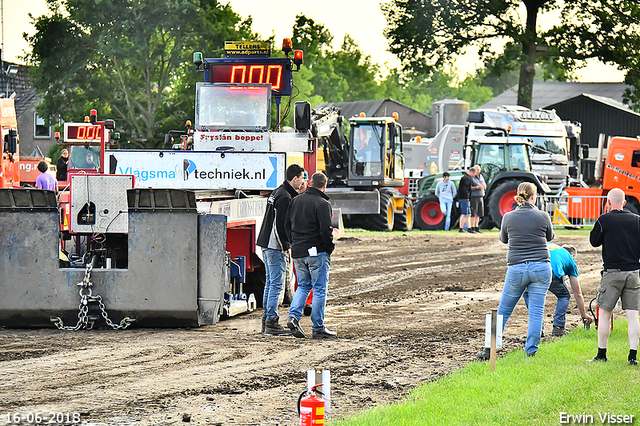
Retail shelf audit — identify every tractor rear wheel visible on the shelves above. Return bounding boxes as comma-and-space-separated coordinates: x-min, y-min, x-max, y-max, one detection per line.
414, 194, 446, 230
488, 180, 520, 229
370, 192, 395, 231
394, 196, 414, 231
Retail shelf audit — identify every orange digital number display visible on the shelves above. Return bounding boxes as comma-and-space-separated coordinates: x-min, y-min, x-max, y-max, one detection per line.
65, 124, 103, 142
208, 58, 292, 96
225, 64, 282, 90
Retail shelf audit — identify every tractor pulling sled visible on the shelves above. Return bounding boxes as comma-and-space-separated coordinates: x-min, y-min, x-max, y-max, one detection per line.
0, 39, 317, 329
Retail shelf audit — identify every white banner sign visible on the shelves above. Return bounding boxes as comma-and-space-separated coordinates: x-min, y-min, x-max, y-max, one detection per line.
107, 150, 285, 191
193, 131, 270, 151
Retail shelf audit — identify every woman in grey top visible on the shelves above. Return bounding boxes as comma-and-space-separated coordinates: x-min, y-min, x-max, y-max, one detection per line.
497, 182, 554, 356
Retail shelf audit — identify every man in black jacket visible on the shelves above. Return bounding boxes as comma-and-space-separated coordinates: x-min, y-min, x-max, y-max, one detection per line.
285, 172, 336, 339
589, 188, 640, 365
256, 164, 306, 336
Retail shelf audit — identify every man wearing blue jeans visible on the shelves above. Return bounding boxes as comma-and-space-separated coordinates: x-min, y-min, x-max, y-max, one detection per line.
256, 164, 306, 336
285, 172, 336, 339
523, 244, 591, 337
435, 172, 457, 231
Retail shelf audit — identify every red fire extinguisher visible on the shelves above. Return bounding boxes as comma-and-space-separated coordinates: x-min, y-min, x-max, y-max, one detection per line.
589, 297, 613, 330
298, 384, 325, 426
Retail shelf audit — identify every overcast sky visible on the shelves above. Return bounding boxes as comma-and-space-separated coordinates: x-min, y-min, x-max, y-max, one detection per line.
3, 0, 624, 82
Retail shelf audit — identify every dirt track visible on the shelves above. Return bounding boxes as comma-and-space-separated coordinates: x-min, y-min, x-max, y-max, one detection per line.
0, 231, 603, 425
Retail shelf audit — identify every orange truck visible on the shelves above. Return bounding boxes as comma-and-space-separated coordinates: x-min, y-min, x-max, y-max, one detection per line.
566, 136, 640, 220
0, 98, 20, 188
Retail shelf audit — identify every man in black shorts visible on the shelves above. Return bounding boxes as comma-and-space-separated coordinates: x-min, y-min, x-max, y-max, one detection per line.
589, 188, 640, 365
470, 165, 486, 233
458, 167, 476, 233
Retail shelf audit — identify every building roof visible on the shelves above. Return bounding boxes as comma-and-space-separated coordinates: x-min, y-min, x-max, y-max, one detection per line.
316, 99, 430, 121
0, 61, 36, 118
578, 94, 640, 116
479, 82, 632, 110
316, 99, 386, 118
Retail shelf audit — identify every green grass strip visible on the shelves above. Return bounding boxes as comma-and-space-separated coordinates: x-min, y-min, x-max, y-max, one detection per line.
330, 320, 638, 425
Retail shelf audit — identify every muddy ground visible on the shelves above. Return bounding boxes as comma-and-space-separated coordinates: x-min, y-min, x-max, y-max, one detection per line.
0, 231, 605, 425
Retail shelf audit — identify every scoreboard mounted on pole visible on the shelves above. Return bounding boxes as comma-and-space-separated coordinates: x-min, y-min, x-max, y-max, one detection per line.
202, 57, 293, 97
193, 39, 303, 97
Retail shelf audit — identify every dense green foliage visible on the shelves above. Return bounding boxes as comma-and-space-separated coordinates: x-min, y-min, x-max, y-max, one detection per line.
382, 0, 640, 109
26, 0, 257, 147
26, 2, 560, 146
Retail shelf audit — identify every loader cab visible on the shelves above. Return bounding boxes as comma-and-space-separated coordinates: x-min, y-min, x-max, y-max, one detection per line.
348, 116, 404, 187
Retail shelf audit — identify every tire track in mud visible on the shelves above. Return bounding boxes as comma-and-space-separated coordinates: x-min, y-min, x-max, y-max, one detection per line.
330, 236, 507, 302
0, 232, 604, 425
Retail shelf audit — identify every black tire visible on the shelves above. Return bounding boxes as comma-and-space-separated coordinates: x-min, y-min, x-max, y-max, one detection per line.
479, 215, 493, 230
342, 215, 363, 229
245, 270, 265, 309
394, 196, 414, 231
370, 192, 395, 231
488, 180, 520, 229
414, 194, 445, 230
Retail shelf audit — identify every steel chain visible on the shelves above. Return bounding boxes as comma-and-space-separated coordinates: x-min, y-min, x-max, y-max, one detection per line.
53, 257, 132, 331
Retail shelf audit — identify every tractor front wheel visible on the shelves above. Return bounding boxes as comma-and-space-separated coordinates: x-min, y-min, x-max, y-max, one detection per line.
414, 194, 448, 230
394, 196, 414, 231
488, 180, 520, 229
370, 192, 395, 231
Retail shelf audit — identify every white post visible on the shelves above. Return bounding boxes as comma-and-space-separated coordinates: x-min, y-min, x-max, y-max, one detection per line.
321, 369, 331, 414
306, 369, 331, 415
484, 310, 503, 371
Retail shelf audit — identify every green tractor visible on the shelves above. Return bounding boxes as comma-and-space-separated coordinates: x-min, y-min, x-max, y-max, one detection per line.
414, 131, 551, 230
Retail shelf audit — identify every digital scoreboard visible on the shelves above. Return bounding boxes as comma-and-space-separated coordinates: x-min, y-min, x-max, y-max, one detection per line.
64, 123, 103, 143
204, 57, 292, 97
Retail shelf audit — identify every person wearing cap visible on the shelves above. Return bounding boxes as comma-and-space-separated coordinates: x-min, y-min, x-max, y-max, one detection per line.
256, 164, 307, 336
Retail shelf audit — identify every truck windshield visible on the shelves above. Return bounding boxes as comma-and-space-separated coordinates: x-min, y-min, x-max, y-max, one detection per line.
525, 136, 567, 156
351, 123, 384, 177
69, 145, 101, 170
195, 83, 271, 130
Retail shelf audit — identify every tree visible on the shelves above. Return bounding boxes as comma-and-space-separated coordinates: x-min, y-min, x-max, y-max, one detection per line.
545, 0, 640, 111
477, 41, 575, 97
382, 0, 581, 109
26, 0, 256, 147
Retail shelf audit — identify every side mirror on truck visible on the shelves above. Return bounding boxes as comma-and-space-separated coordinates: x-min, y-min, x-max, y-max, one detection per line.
582, 144, 590, 160
6, 129, 17, 154
295, 101, 311, 133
